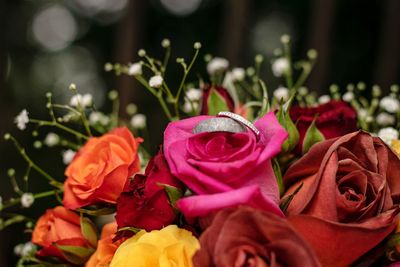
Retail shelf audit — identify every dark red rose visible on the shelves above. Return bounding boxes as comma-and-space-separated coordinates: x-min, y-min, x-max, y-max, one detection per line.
194, 206, 321, 267
115, 151, 183, 235
283, 131, 400, 266
290, 100, 358, 154
201, 85, 235, 115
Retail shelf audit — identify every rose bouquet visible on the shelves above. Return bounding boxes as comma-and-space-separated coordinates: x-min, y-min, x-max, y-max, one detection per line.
2, 36, 400, 267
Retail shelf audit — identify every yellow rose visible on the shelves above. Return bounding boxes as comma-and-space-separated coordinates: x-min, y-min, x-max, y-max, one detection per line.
392, 139, 400, 156
109, 225, 200, 267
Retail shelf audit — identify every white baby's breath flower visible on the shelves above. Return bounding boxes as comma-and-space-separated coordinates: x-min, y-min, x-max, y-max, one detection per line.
231, 68, 245, 82
186, 88, 202, 101
318, 95, 331, 104
207, 57, 229, 75
128, 63, 142, 76
358, 108, 368, 119
376, 113, 395, 126
15, 109, 29, 130
130, 114, 146, 129
273, 86, 289, 102
21, 193, 34, 208
62, 149, 76, 165
378, 127, 399, 144
70, 94, 93, 108
14, 244, 24, 256
272, 57, 289, 77
183, 101, 199, 113
89, 111, 110, 126
149, 75, 163, 88
380, 96, 400, 113
44, 133, 59, 147
21, 242, 36, 257
342, 91, 355, 102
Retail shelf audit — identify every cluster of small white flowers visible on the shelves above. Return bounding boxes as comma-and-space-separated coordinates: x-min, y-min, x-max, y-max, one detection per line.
378, 127, 399, 144
272, 57, 289, 77
130, 114, 146, 129
89, 111, 110, 126
14, 242, 36, 257
62, 149, 76, 165
230, 68, 245, 82
318, 95, 331, 104
128, 62, 142, 76
380, 96, 400, 113
273, 86, 289, 102
186, 88, 202, 102
183, 101, 199, 113
342, 91, 355, 102
70, 93, 93, 108
44, 132, 60, 147
149, 75, 163, 88
357, 108, 368, 119
15, 109, 29, 130
21, 193, 34, 208
207, 57, 229, 75
376, 112, 395, 126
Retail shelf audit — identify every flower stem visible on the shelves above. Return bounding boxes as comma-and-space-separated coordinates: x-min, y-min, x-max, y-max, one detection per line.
7, 135, 63, 189
1, 189, 62, 211
29, 119, 89, 140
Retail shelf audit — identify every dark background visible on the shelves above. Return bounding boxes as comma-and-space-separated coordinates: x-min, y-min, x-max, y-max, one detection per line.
1, 0, 400, 265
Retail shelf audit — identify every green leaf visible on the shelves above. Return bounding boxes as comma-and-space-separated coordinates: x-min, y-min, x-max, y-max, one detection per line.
117, 226, 141, 234
207, 88, 230, 115
302, 116, 325, 154
76, 205, 115, 216
54, 244, 94, 265
277, 93, 299, 153
80, 216, 98, 248
158, 183, 183, 210
280, 182, 304, 212
272, 158, 284, 196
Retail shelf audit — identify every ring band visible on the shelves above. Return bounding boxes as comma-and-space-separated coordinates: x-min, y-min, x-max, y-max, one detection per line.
217, 111, 260, 139
193, 117, 247, 134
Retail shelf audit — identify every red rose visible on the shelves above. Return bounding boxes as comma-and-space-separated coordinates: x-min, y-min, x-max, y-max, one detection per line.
201, 85, 234, 115
290, 100, 358, 154
115, 151, 183, 234
283, 131, 400, 266
194, 206, 321, 267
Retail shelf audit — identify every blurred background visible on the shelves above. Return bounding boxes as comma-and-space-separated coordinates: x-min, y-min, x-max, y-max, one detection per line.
1, 0, 400, 264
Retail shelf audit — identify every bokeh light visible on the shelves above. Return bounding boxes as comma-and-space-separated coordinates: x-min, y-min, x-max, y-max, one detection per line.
31, 4, 77, 51
160, 0, 202, 16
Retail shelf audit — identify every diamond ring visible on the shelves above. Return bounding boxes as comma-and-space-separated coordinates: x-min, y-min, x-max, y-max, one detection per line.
217, 111, 260, 140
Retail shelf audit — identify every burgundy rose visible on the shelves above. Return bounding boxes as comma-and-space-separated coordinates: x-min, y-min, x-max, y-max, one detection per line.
194, 206, 321, 267
283, 131, 400, 266
289, 100, 358, 154
201, 85, 235, 115
115, 151, 183, 234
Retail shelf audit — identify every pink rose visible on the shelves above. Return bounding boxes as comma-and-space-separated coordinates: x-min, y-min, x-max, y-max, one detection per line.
163, 112, 287, 219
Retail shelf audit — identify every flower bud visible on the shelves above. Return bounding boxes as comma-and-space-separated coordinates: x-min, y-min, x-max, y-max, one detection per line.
200, 85, 234, 115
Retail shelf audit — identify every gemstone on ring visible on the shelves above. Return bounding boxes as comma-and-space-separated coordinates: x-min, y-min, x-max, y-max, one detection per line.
217, 111, 260, 139
193, 117, 247, 134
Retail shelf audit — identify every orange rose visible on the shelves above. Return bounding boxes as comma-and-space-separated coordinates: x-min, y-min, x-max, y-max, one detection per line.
63, 127, 142, 209
32, 206, 94, 264
86, 222, 121, 267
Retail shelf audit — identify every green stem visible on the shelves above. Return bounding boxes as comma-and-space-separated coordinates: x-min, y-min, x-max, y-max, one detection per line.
1, 189, 62, 211
174, 48, 200, 117
30, 119, 89, 140
136, 76, 173, 121
7, 136, 63, 188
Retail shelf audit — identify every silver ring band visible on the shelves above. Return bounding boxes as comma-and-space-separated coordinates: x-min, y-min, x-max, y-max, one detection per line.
217, 111, 260, 139
193, 117, 246, 134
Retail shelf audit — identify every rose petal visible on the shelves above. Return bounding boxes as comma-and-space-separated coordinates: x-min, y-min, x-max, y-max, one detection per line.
177, 185, 284, 219
288, 208, 399, 267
